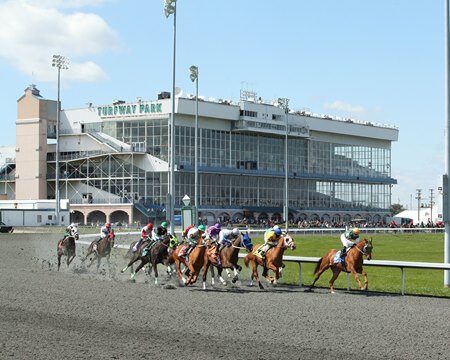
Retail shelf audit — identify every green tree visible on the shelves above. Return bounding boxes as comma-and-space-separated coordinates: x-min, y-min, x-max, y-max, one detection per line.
389, 203, 405, 216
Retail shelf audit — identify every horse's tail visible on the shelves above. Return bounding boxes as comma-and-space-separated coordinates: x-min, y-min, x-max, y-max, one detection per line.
313, 257, 323, 275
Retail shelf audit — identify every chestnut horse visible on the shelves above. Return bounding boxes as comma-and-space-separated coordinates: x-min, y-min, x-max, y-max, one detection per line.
308, 238, 373, 294
81, 231, 115, 272
121, 234, 174, 284
169, 235, 209, 289
244, 233, 296, 289
205, 232, 253, 285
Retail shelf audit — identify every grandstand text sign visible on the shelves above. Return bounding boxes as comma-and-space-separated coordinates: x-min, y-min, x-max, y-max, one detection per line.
97, 102, 162, 118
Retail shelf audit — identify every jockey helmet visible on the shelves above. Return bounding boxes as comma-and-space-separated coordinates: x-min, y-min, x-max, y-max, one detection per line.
198, 224, 206, 232
214, 223, 221, 229
274, 227, 282, 236
353, 227, 360, 235
161, 221, 168, 229
105, 223, 111, 228
146, 223, 153, 230
232, 228, 240, 236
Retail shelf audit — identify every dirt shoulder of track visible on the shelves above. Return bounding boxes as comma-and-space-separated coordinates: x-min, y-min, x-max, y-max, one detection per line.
0, 234, 448, 360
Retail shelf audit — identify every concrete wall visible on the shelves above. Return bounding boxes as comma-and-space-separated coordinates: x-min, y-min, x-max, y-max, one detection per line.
1, 209, 70, 226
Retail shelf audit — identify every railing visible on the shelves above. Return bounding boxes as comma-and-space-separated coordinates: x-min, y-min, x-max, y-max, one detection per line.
77, 232, 450, 295
231, 227, 445, 234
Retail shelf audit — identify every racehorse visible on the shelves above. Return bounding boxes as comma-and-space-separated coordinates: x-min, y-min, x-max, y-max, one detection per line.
308, 238, 373, 294
81, 231, 115, 272
205, 232, 253, 285
57, 227, 79, 271
121, 234, 175, 284
244, 233, 296, 289
168, 234, 209, 289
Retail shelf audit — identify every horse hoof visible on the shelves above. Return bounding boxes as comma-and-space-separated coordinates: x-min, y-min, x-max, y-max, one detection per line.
330, 290, 335, 294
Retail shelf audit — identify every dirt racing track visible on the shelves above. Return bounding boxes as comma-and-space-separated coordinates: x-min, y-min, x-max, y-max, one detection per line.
0, 234, 448, 360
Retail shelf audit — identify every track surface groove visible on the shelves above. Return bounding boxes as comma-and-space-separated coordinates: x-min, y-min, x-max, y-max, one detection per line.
0, 234, 448, 359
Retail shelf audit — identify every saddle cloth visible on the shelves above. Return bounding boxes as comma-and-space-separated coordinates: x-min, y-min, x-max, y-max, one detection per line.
252, 245, 264, 259
333, 251, 344, 264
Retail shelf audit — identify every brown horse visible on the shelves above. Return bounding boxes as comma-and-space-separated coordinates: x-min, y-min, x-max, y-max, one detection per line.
121, 234, 174, 284
244, 233, 296, 289
205, 232, 253, 285
57, 235, 76, 271
81, 231, 115, 272
169, 235, 209, 289
308, 238, 373, 294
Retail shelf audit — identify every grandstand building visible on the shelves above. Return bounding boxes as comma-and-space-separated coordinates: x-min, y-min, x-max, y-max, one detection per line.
0, 85, 398, 225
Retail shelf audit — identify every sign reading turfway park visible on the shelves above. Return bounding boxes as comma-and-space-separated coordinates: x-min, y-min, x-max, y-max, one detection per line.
97, 102, 163, 118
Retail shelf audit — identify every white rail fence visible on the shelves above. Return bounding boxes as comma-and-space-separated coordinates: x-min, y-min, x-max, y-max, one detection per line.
77, 232, 450, 295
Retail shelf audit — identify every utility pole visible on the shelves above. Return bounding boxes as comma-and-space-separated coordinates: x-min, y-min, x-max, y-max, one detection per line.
415, 189, 422, 225
430, 188, 435, 224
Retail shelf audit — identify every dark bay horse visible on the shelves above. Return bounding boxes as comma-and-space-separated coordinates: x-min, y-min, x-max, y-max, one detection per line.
57, 234, 77, 271
244, 233, 296, 289
81, 231, 115, 272
205, 232, 253, 285
121, 234, 174, 284
308, 238, 373, 294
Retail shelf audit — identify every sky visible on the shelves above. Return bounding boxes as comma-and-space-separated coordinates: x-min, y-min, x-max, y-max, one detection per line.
0, 0, 445, 209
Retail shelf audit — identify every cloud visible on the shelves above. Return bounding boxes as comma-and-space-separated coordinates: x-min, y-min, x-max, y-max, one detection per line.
12, 0, 109, 9
0, 0, 117, 82
324, 100, 365, 115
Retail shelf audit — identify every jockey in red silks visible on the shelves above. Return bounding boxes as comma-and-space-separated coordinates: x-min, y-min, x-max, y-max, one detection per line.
94, 223, 113, 254
133, 222, 154, 252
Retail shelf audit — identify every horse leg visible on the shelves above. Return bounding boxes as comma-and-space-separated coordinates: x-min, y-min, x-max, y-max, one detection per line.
96, 256, 101, 272
350, 268, 364, 290
309, 260, 330, 291
132, 259, 148, 281
209, 265, 216, 286
217, 267, 227, 285
231, 265, 240, 284
67, 253, 76, 267
329, 268, 341, 294
226, 268, 232, 278
122, 255, 138, 273
153, 261, 159, 285
174, 258, 186, 285
57, 254, 62, 271
361, 269, 368, 291
252, 260, 263, 290
201, 262, 209, 290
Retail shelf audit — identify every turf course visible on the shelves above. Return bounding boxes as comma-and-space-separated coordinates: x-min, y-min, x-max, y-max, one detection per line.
241, 232, 450, 297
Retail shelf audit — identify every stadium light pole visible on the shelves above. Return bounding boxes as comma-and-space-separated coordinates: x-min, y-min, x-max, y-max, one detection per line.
189, 65, 199, 223
52, 54, 69, 226
445, 0, 450, 287
278, 97, 289, 232
164, 0, 176, 234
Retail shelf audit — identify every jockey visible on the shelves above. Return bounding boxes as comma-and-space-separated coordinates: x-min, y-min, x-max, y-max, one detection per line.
63, 223, 77, 240
182, 224, 195, 241
207, 223, 221, 244
183, 224, 206, 261
340, 227, 360, 259
142, 221, 168, 254
216, 228, 240, 265
94, 223, 113, 253
258, 225, 283, 264
133, 222, 153, 252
